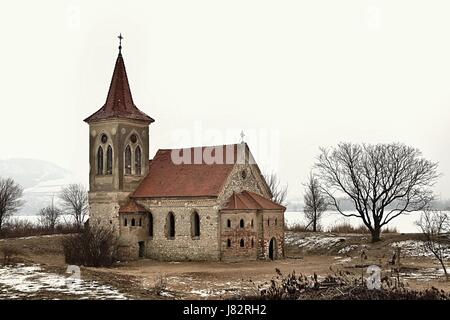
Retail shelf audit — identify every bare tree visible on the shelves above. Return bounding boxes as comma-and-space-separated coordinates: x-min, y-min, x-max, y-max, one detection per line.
416, 210, 450, 281
38, 196, 62, 231
0, 177, 24, 234
315, 142, 439, 242
59, 184, 89, 230
264, 172, 288, 205
303, 172, 328, 232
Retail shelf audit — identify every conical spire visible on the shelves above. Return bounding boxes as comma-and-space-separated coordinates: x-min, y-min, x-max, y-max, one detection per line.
84, 40, 154, 124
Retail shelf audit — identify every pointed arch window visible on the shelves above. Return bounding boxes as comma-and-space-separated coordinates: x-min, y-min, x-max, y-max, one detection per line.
106, 146, 113, 175
191, 211, 200, 238
97, 146, 103, 175
148, 212, 153, 237
135, 146, 142, 175
125, 145, 132, 175
167, 212, 175, 239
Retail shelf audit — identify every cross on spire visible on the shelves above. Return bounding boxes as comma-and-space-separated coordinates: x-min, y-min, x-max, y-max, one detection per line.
118, 33, 123, 52
240, 130, 245, 143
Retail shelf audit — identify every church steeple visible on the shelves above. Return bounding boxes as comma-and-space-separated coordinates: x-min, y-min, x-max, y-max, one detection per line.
85, 36, 153, 194
84, 36, 154, 124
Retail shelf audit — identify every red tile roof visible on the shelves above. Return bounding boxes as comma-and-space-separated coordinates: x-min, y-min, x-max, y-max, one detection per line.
119, 200, 147, 213
84, 53, 154, 124
222, 190, 286, 211
132, 144, 250, 198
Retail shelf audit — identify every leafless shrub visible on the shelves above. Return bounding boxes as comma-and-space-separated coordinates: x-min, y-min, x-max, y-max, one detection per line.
62, 225, 118, 267
327, 223, 398, 234
152, 274, 168, 295
1, 218, 78, 239
286, 222, 322, 232
243, 269, 450, 300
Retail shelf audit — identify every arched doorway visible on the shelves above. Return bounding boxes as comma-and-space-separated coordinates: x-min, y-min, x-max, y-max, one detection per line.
269, 237, 277, 260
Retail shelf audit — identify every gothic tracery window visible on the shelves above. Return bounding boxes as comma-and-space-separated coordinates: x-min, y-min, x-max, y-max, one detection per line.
106, 145, 113, 175
125, 145, 132, 175
135, 146, 142, 175
97, 146, 103, 175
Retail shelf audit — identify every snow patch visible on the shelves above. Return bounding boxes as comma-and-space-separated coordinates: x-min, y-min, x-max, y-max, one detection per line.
0, 264, 127, 299
391, 240, 450, 259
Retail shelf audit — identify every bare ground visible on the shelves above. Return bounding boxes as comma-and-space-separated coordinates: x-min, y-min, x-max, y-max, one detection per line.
1, 232, 449, 299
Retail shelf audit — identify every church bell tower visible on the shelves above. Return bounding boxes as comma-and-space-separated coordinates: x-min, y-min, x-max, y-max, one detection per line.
84, 35, 154, 226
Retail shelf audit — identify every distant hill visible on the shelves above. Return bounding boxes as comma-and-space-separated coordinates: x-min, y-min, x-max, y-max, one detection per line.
0, 158, 84, 216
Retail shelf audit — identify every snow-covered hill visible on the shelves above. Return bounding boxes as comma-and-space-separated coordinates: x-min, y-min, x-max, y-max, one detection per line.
0, 158, 85, 216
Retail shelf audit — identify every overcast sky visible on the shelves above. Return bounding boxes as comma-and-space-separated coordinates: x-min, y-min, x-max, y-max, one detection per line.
1, 0, 450, 201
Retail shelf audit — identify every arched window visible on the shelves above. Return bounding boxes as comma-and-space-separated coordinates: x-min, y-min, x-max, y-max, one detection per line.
97, 146, 103, 175
106, 145, 113, 175
240, 239, 245, 247
240, 219, 244, 228
139, 218, 142, 227
191, 212, 200, 238
124, 218, 127, 227
148, 213, 153, 237
167, 212, 175, 238
227, 239, 231, 247
131, 218, 135, 226
227, 219, 231, 228
267, 218, 270, 226
251, 238, 254, 247
275, 218, 278, 226
251, 219, 254, 228
135, 146, 142, 175
125, 145, 131, 175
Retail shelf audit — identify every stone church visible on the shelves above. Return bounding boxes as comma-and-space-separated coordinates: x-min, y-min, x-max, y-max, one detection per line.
84, 45, 286, 261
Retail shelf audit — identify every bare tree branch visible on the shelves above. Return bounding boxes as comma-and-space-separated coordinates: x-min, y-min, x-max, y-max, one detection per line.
38, 196, 62, 231
315, 142, 439, 242
416, 210, 450, 281
0, 177, 24, 233
303, 172, 328, 231
59, 184, 89, 230
263, 172, 288, 206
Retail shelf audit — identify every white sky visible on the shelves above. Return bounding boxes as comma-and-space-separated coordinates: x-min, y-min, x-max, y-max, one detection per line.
1, 0, 450, 201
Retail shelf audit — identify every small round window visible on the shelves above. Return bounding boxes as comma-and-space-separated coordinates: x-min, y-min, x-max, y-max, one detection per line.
101, 134, 108, 144
241, 170, 247, 179
130, 134, 137, 143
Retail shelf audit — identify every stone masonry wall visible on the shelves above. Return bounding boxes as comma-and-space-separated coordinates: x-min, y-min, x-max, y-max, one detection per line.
135, 198, 221, 261
220, 210, 258, 261
261, 210, 285, 259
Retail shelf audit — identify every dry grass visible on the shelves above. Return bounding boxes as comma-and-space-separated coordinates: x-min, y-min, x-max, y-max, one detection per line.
0, 219, 79, 239
327, 222, 398, 234
286, 223, 323, 232
244, 269, 450, 300
0, 245, 23, 265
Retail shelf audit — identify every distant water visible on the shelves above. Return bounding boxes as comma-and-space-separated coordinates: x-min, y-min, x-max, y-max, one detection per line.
285, 210, 425, 233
